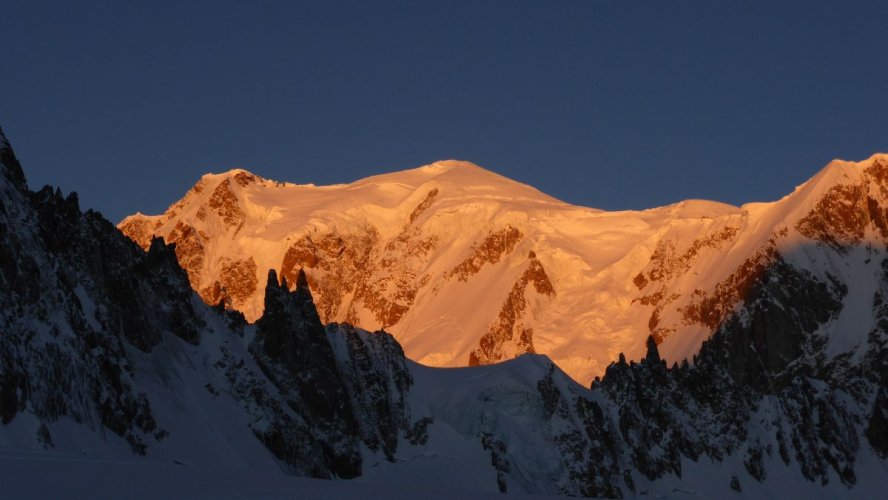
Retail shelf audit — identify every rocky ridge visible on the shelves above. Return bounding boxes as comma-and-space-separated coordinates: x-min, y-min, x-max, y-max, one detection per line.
0, 128, 424, 479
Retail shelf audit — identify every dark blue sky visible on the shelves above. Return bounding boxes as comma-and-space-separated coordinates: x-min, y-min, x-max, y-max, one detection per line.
2, 1, 887, 222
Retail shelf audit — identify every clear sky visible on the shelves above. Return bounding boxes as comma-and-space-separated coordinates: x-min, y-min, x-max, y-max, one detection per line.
2, 1, 887, 222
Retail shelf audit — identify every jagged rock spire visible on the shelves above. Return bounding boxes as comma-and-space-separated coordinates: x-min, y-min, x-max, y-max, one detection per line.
266, 268, 281, 291
291, 268, 321, 323
252, 268, 361, 476
0, 126, 28, 192
258, 268, 326, 362
260, 269, 288, 361
265, 269, 287, 294
644, 335, 661, 365
295, 267, 310, 293
0, 127, 10, 157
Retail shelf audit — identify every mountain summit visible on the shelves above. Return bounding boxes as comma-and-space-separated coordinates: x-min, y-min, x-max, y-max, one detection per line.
121, 154, 888, 384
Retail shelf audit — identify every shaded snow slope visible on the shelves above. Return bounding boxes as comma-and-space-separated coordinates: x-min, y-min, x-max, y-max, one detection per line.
122, 153, 888, 384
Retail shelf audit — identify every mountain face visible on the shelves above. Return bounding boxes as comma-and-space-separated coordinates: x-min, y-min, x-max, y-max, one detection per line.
2, 127, 887, 497
0, 127, 423, 480
119, 155, 888, 386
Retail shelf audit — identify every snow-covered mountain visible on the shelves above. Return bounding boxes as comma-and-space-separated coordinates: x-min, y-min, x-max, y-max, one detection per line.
3, 127, 888, 497
121, 153, 888, 385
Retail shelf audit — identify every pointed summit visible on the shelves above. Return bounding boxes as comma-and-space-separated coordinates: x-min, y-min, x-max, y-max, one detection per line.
0, 127, 10, 150
250, 270, 360, 476
644, 335, 661, 365
258, 268, 326, 363
295, 268, 310, 292
267, 268, 280, 288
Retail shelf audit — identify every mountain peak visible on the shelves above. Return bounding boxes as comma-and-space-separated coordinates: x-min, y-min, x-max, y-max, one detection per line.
808, 152, 888, 185
345, 159, 568, 207
294, 267, 310, 292
828, 152, 888, 169
0, 126, 10, 150
202, 167, 259, 178
119, 151, 888, 386
201, 168, 265, 189
420, 159, 486, 172
0, 126, 28, 192
417, 159, 521, 182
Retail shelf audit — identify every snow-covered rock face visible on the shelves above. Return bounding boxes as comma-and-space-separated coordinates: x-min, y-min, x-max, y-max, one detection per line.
120, 153, 888, 384
0, 128, 423, 480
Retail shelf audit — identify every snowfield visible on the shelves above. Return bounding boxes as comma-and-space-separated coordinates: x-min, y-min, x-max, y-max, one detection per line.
3, 353, 887, 499
0, 449, 556, 499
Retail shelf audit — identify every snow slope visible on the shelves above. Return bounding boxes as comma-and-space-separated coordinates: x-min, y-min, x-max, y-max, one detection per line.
5, 351, 886, 499
0, 450, 565, 500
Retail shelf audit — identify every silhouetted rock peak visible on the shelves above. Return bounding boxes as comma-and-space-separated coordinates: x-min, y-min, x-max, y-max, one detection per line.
644, 335, 661, 365
0, 126, 28, 192
266, 268, 281, 290
253, 268, 362, 477
295, 267, 310, 292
